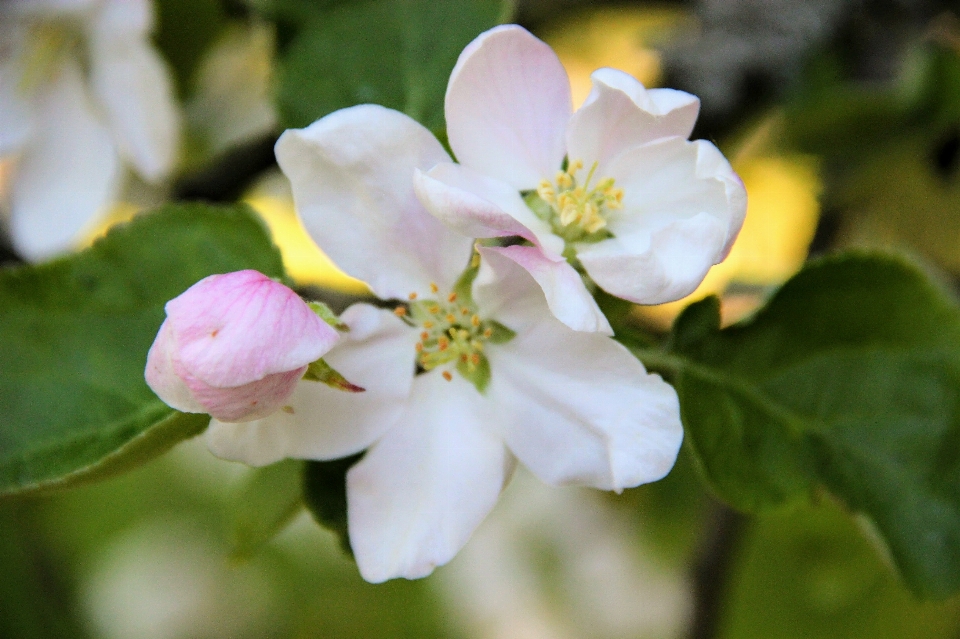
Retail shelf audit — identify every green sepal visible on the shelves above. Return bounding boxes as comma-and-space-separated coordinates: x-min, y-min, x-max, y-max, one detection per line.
457, 352, 491, 394
452, 250, 481, 305
485, 320, 517, 344
308, 300, 349, 331
303, 359, 364, 393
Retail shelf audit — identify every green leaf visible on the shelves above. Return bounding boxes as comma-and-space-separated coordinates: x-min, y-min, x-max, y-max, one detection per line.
231, 460, 304, 560
303, 454, 363, 556
303, 359, 365, 393
0, 203, 285, 497
661, 251, 960, 599
276, 0, 513, 131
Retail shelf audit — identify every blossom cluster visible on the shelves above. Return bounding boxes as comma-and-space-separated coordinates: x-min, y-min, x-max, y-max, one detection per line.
147, 25, 746, 582
0, 0, 179, 261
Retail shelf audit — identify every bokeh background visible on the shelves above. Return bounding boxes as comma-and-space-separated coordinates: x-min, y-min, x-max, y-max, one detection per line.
3, 0, 960, 637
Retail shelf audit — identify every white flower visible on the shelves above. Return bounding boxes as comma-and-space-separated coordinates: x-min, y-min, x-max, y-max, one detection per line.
413, 25, 747, 332
0, 0, 179, 260
205, 105, 683, 583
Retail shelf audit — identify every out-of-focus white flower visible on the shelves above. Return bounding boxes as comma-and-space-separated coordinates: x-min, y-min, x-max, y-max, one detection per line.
205, 105, 683, 583
414, 25, 746, 332
0, 0, 179, 261
146, 270, 340, 423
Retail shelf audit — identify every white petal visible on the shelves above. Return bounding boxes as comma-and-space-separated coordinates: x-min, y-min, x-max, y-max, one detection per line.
206, 305, 418, 467
87, 0, 152, 38
413, 162, 563, 255
567, 68, 700, 172
481, 245, 611, 335
347, 372, 511, 582
0, 51, 34, 154
579, 213, 727, 305
477, 249, 683, 491
144, 319, 205, 414
275, 105, 472, 299
9, 61, 120, 261
88, 30, 179, 181
577, 138, 746, 304
445, 25, 571, 190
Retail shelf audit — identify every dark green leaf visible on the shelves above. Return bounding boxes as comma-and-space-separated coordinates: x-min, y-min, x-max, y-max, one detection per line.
662, 251, 960, 598
303, 454, 363, 556
0, 203, 285, 497
276, 0, 512, 131
231, 460, 304, 559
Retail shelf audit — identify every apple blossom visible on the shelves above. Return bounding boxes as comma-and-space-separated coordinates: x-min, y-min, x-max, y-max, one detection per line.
145, 270, 341, 423
0, 0, 179, 261
414, 25, 747, 331
205, 105, 683, 583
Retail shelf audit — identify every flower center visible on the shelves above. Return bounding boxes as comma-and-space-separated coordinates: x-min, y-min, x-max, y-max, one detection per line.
394, 281, 514, 393
532, 159, 623, 243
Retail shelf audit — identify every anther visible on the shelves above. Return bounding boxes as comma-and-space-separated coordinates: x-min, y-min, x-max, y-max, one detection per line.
408, 292, 418, 300
429, 305, 440, 315
438, 336, 449, 351
471, 353, 481, 365
484, 328, 493, 338
471, 314, 480, 327
445, 313, 456, 323
461, 307, 470, 315
423, 321, 434, 329
442, 371, 453, 381
447, 292, 457, 302
420, 331, 429, 340
394, 306, 407, 317
430, 283, 439, 293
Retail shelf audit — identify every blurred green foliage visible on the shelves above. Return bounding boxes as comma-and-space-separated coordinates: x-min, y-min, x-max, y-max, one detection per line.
665, 253, 960, 599
275, 0, 513, 131
0, 204, 283, 496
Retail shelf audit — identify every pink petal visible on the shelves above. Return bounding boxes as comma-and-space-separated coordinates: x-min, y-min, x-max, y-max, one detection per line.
165, 270, 339, 388
206, 304, 419, 466
144, 319, 205, 414
180, 365, 307, 423
445, 25, 572, 190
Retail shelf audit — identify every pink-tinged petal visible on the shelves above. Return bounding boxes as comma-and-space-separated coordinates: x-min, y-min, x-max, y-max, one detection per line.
276, 105, 472, 299
481, 245, 611, 335
577, 137, 746, 304
413, 162, 563, 255
88, 26, 179, 181
180, 365, 306, 423
348, 372, 512, 582
144, 319, 205, 414
9, 60, 120, 261
166, 270, 339, 388
478, 249, 682, 491
1, 0, 97, 18
445, 25, 571, 190
206, 304, 417, 466
567, 68, 700, 172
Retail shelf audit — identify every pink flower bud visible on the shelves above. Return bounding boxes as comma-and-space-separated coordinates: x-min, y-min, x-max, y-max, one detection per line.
145, 270, 340, 422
